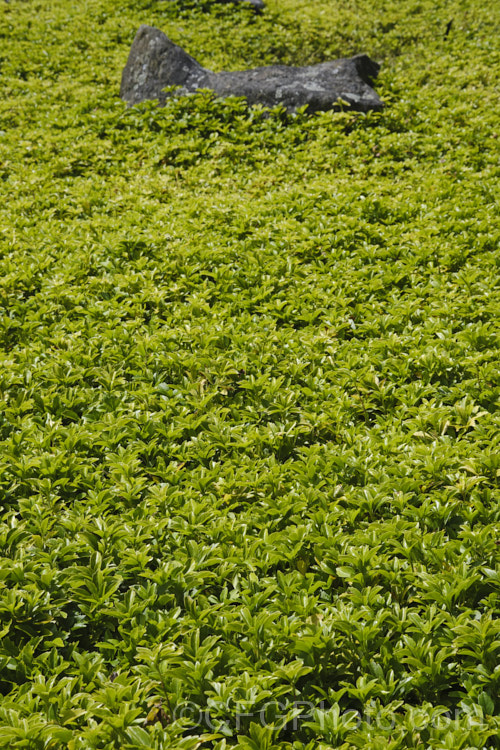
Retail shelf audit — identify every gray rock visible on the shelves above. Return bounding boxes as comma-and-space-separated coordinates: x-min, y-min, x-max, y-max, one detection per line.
215, 0, 265, 8
120, 25, 383, 113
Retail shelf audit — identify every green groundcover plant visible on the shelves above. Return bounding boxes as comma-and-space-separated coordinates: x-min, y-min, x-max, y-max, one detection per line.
0, 0, 499, 747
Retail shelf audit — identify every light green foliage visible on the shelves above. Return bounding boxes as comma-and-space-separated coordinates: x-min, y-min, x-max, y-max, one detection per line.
0, 0, 499, 747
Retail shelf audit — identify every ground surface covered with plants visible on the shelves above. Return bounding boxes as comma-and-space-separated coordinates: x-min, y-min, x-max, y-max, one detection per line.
0, 0, 499, 747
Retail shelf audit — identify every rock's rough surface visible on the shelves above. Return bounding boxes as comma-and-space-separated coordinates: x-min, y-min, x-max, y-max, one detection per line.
216, 0, 265, 8
120, 25, 383, 113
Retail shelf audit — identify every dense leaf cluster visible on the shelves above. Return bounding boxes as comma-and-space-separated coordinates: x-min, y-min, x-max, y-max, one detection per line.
0, 0, 499, 747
